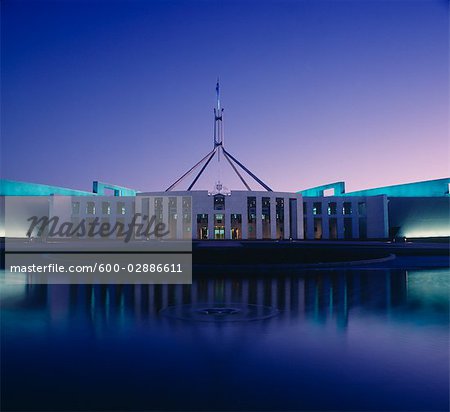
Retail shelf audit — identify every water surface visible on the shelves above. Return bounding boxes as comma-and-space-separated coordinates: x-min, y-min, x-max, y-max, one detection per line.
1, 268, 449, 411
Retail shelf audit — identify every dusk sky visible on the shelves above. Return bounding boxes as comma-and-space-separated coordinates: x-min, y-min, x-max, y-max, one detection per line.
2, 0, 448, 193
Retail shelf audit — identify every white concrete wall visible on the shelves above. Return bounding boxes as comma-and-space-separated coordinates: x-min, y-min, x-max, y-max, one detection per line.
367, 195, 389, 238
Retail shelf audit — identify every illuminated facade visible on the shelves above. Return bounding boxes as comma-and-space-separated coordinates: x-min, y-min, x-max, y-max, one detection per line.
2, 177, 448, 240
299, 178, 450, 239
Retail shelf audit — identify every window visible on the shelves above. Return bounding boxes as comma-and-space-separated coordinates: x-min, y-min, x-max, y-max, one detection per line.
214, 194, 225, 210
275, 198, 284, 221
168, 197, 177, 240
343, 202, 352, 215
359, 217, 367, 239
358, 202, 366, 216
313, 202, 322, 215
72, 202, 80, 215
327, 202, 337, 215
329, 218, 337, 239
230, 214, 242, 240
86, 202, 95, 215
314, 218, 322, 239
197, 214, 208, 223
276, 198, 284, 238
247, 197, 256, 239
262, 197, 270, 220
117, 202, 126, 215
196, 214, 208, 240
214, 214, 225, 239
183, 198, 191, 221
154, 198, 163, 222
303, 202, 307, 215
247, 197, 256, 223
182, 197, 192, 239
102, 202, 111, 215
344, 217, 353, 239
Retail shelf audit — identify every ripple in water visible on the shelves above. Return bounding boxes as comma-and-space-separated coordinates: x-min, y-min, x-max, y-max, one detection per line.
160, 303, 279, 322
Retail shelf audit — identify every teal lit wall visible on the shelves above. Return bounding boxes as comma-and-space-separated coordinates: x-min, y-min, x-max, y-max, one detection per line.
0, 179, 95, 196
388, 197, 450, 238
0, 179, 138, 197
300, 178, 450, 198
93, 181, 137, 196
299, 182, 345, 197
342, 178, 450, 197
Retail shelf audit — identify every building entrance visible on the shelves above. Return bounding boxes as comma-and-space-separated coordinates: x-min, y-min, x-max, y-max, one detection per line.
214, 226, 225, 239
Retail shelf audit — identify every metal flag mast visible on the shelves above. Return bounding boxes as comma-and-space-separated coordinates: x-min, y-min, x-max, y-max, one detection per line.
214, 78, 224, 158
165, 80, 273, 192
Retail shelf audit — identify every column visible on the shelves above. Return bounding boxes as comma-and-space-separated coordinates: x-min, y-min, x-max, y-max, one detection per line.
176, 196, 183, 239
307, 201, 315, 239
208, 213, 214, 240
134, 198, 143, 240
149, 197, 155, 240
336, 200, 344, 239
352, 201, 359, 239
284, 196, 290, 239
270, 197, 276, 239
242, 201, 248, 240
296, 197, 303, 240
256, 196, 262, 239
162, 196, 169, 240
225, 212, 231, 240
322, 200, 330, 240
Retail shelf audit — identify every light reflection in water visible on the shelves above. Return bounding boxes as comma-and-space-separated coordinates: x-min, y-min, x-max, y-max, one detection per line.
1, 269, 448, 331
1, 268, 448, 412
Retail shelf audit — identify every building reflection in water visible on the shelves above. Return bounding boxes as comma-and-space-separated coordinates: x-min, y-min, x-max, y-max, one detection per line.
2, 267, 448, 412
2, 268, 418, 333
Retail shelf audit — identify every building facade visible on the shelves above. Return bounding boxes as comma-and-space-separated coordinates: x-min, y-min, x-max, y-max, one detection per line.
302, 195, 388, 240
1, 178, 448, 241
136, 191, 303, 240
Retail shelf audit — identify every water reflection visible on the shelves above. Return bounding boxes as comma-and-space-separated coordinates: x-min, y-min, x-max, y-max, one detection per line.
2, 268, 448, 331
1, 268, 448, 411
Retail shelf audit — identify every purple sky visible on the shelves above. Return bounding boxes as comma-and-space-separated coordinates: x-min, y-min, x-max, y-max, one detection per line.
2, 0, 448, 193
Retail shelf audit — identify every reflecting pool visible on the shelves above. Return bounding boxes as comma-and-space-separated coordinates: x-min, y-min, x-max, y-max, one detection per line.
1, 268, 449, 411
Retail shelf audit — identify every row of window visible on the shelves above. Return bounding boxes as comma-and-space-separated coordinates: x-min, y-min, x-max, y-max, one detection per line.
197, 213, 243, 224
72, 201, 127, 216
73, 198, 366, 219
197, 212, 285, 224
305, 216, 368, 240
306, 201, 366, 216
